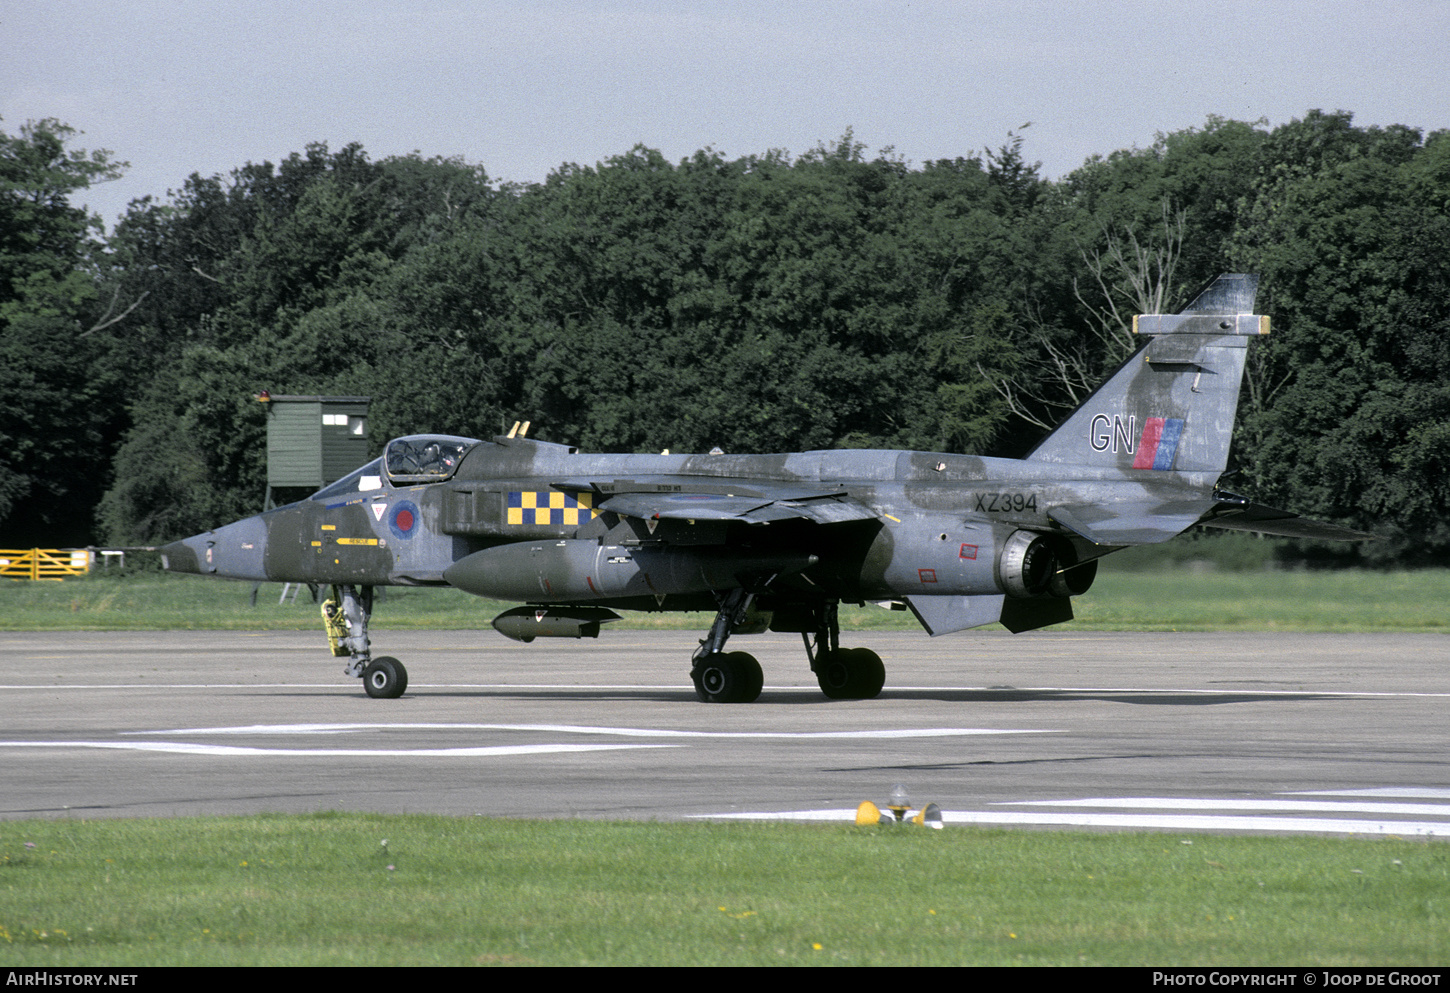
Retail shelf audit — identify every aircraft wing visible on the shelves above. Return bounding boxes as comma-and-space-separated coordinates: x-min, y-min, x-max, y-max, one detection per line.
1197, 501, 1378, 541
594, 489, 879, 526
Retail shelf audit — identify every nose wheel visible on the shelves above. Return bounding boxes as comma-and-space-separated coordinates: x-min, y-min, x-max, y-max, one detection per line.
362, 656, 408, 699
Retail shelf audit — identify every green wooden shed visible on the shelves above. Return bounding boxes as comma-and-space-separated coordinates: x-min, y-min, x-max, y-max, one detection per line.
262, 394, 371, 506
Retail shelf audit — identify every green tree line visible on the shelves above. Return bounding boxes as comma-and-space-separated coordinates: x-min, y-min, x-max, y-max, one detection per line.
2, 111, 1445, 563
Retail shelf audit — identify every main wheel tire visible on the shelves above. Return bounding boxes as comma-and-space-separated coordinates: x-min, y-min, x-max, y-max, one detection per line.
816, 649, 853, 699
362, 656, 408, 698
728, 651, 764, 703
848, 647, 885, 699
692, 651, 762, 703
815, 647, 885, 700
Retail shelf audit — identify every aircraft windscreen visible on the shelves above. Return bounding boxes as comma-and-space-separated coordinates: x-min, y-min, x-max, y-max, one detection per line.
384, 435, 480, 483
310, 458, 386, 500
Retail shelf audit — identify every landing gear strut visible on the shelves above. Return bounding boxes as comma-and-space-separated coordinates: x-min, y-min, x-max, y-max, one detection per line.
323, 584, 408, 699
803, 601, 885, 700
687, 594, 886, 703
691, 589, 764, 703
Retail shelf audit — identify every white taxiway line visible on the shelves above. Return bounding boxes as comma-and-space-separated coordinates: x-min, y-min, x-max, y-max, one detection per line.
0, 722, 1053, 758
692, 807, 1450, 836
1295, 787, 1450, 799
5, 682, 1450, 698
1004, 797, 1450, 817
124, 722, 1058, 739
0, 741, 673, 758
951, 810, 1448, 836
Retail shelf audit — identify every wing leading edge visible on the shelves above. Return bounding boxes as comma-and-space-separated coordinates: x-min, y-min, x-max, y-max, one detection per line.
587, 488, 880, 526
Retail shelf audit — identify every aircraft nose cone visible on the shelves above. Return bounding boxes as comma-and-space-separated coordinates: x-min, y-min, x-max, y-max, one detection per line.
159, 538, 202, 574
160, 517, 269, 581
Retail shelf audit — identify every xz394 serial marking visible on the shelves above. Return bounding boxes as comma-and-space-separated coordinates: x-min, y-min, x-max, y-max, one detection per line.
974, 493, 1038, 513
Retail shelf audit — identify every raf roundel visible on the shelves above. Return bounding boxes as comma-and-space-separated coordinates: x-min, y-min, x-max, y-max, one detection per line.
389, 500, 421, 540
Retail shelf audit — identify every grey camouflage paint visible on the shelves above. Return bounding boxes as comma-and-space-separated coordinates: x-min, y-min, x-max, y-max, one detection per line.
162, 275, 1373, 648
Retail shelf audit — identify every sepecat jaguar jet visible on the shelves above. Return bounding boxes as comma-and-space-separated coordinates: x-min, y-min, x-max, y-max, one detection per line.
161, 274, 1373, 702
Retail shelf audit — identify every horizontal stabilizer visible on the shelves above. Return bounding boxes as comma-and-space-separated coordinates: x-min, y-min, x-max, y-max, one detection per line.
1201, 502, 1378, 541
1049, 501, 1217, 546
1133, 313, 1270, 336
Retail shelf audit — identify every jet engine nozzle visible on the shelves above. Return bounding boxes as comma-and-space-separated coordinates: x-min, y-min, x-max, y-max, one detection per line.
998, 530, 1094, 598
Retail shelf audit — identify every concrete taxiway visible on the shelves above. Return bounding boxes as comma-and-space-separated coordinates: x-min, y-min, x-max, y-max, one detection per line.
2, 628, 1448, 834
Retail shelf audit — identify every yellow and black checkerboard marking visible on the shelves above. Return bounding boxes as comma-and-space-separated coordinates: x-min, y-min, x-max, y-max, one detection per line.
507, 490, 598, 526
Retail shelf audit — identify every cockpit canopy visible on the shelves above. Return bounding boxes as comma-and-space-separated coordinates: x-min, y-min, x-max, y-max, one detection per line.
384, 435, 480, 483
309, 434, 480, 500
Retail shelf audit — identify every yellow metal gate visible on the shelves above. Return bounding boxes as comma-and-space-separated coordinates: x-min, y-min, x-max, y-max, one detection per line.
0, 548, 90, 580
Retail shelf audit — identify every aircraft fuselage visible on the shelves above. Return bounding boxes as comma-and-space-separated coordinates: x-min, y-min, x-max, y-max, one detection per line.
157, 275, 1373, 702
163, 442, 1211, 609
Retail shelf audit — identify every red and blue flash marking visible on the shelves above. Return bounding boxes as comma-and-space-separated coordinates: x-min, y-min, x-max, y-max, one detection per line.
1132, 417, 1185, 470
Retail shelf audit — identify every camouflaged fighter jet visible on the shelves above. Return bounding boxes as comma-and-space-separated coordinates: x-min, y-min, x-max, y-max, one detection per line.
161, 274, 1373, 702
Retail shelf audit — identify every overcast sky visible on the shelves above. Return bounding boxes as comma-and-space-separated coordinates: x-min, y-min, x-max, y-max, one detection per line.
5, 0, 1448, 232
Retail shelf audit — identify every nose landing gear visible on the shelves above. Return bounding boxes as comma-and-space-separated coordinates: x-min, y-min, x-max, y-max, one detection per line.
323, 584, 408, 699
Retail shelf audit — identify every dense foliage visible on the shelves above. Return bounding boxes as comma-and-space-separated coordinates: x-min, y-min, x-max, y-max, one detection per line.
2, 112, 1445, 563
0, 119, 125, 545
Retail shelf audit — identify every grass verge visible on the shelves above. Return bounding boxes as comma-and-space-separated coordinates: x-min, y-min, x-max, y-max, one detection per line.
2, 814, 1446, 966
1, 568, 1445, 632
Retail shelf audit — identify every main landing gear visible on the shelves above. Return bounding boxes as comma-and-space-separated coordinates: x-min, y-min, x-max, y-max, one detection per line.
691, 589, 765, 703
802, 601, 885, 700
690, 593, 885, 703
692, 651, 764, 704
322, 584, 409, 699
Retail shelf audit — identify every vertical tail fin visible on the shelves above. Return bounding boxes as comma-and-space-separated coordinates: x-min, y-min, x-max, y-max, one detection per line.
1025, 274, 1266, 474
